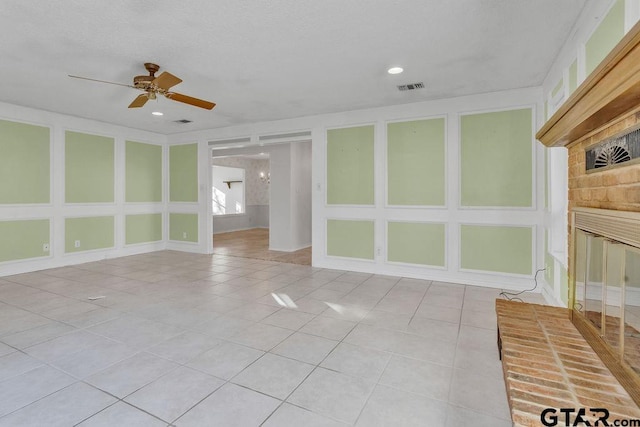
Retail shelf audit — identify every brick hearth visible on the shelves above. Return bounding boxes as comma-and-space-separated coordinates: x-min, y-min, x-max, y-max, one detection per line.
496, 299, 640, 426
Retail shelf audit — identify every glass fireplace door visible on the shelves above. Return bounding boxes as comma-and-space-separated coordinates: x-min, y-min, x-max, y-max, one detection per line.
574, 233, 640, 375
571, 207, 640, 405
575, 230, 607, 336
624, 247, 640, 374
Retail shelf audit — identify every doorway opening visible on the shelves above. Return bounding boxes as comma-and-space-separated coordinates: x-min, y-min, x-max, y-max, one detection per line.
213, 229, 311, 265
211, 153, 268, 231
210, 142, 312, 265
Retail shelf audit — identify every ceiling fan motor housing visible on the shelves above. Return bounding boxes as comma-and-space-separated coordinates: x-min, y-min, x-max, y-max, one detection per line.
133, 75, 154, 89
133, 63, 161, 89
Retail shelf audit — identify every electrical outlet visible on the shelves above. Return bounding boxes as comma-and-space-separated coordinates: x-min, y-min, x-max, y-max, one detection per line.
376, 247, 382, 256
74, 240, 81, 248
182, 232, 187, 239
43, 243, 49, 252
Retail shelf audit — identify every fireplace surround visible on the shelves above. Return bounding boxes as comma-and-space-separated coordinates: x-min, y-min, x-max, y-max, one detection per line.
536, 20, 640, 407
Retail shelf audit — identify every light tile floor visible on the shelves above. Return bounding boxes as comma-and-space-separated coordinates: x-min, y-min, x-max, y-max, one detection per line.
0, 251, 546, 426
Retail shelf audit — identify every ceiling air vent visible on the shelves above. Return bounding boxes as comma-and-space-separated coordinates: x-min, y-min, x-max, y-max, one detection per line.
174, 119, 192, 124
397, 82, 425, 91
586, 127, 640, 171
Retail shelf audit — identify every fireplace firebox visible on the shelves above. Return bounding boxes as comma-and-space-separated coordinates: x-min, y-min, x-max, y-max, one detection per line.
571, 207, 640, 404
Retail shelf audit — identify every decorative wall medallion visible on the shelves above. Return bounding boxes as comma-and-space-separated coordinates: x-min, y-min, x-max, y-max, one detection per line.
586, 127, 640, 171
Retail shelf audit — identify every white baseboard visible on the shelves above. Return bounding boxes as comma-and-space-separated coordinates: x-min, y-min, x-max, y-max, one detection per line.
269, 243, 311, 253
313, 257, 547, 292
0, 242, 166, 277
166, 241, 209, 254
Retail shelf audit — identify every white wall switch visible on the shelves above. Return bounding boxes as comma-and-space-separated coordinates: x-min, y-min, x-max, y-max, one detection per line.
74, 240, 81, 248
183, 232, 187, 239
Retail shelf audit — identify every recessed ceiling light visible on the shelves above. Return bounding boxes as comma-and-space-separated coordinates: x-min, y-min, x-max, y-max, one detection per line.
387, 67, 403, 75
152, 111, 163, 116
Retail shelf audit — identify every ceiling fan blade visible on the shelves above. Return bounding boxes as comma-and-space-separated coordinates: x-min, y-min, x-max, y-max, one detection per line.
128, 94, 149, 108
68, 75, 136, 89
165, 92, 216, 110
153, 72, 182, 90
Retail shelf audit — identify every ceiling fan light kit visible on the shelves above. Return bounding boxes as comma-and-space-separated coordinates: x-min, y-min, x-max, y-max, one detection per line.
69, 62, 216, 111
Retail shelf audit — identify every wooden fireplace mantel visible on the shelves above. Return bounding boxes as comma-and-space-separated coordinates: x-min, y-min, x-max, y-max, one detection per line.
536, 20, 640, 148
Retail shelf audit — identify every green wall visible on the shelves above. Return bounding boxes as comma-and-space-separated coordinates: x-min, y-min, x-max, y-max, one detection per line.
0, 118, 168, 265
460, 108, 533, 207
126, 141, 162, 203
585, 0, 625, 76
544, 232, 555, 286
460, 224, 532, 275
551, 79, 564, 98
126, 214, 163, 245
545, 251, 555, 286
0, 219, 49, 262
65, 216, 114, 253
560, 266, 568, 305
0, 120, 50, 204
544, 149, 549, 209
387, 118, 445, 206
327, 125, 375, 205
388, 222, 445, 267
65, 131, 114, 203
569, 59, 578, 94
169, 213, 198, 242
169, 144, 198, 202
327, 219, 374, 260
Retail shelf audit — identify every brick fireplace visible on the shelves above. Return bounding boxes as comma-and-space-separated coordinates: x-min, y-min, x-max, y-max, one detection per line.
561, 51, 640, 409
568, 109, 640, 213
533, 18, 640, 414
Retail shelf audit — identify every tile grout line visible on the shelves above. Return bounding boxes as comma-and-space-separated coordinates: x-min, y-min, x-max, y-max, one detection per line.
258, 305, 364, 426
1, 252, 513, 426
443, 283, 468, 426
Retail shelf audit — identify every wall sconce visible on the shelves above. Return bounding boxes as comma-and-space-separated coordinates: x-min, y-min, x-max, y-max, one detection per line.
259, 171, 270, 184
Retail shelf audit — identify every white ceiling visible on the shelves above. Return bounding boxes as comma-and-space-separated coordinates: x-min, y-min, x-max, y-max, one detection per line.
0, 0, 587, 135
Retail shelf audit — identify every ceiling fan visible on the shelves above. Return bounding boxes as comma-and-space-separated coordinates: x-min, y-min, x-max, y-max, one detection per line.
69, 63, 216, 110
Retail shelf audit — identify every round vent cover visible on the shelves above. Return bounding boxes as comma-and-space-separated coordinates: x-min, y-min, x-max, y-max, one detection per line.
594, 140, 631, 168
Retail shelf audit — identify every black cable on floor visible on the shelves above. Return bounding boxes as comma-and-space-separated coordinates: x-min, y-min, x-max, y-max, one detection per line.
499, 268, 546, 303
